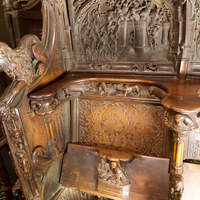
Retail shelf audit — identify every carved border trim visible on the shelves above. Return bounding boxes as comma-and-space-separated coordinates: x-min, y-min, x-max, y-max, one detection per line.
0, 107, 40, 200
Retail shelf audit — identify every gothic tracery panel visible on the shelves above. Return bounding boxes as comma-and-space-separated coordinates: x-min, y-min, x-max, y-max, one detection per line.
79, 99, 168, 157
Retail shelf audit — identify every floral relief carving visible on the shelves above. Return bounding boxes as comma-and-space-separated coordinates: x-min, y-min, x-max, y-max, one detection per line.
79, 99, 167, 157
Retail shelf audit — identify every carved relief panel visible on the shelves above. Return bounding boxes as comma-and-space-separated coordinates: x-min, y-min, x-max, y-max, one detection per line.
67, 0, 176, 73
78, 99, 169, 157
187, 0, 200, 74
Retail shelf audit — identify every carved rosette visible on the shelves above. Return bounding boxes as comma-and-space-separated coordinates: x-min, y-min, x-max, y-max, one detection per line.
0, 107, 40, 200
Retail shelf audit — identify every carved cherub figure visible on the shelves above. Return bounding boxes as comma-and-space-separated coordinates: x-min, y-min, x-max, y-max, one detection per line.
0, 35, 48, 105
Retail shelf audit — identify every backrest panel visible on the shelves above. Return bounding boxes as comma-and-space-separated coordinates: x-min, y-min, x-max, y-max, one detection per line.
77, 98, 169, 158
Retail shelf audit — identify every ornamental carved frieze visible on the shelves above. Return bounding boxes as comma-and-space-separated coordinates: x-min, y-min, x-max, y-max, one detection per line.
0, 107, 40, 199
30, 81, 164, 114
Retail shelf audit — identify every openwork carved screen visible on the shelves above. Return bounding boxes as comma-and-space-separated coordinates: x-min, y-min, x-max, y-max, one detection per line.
79, 99, 169, 158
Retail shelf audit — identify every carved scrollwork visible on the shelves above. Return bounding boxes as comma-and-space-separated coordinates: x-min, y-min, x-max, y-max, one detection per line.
32, 146, 53, 166
132, 63, 158, 71
12, 0, 40, 10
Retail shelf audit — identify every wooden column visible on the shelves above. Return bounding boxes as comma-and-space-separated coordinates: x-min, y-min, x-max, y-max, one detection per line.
163, 109, 198, 200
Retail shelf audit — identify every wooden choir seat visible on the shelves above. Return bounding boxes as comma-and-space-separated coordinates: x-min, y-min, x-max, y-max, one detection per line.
0, 0, 200, 199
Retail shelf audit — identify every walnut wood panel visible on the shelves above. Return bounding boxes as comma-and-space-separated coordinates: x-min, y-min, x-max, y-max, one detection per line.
78, 99, 169, 158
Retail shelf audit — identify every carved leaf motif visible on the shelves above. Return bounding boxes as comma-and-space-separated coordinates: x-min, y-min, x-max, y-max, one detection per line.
79, 99, 167, 157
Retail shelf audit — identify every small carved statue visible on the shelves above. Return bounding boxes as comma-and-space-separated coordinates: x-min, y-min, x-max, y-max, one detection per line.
15, 142, 30, 174
0, 34, 48, 105
97, 158, 111, 181
97, 158, 130, 186
108, 161, 130, 185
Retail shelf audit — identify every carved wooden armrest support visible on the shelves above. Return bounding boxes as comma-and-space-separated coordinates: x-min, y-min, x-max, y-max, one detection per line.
0, 34, 48, 108
148, 81, 200, 200
29, 76, 166, 115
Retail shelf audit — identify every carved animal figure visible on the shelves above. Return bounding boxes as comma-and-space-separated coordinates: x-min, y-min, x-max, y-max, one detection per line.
0, 34, 48, 105
174, 114, 195, 128
63, 83, 91, 98
148, 86, 167, 99
114, 84, 140, 97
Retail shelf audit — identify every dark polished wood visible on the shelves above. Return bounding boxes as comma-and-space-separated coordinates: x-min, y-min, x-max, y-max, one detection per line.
1, 0, 200, 199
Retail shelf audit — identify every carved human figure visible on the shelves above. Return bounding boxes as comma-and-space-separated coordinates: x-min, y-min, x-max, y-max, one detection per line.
97, 158, 111, 181
0, 34, 48, 105
108, 161, 129, 185
97, 33, 108, 60
15, 142, 30, 174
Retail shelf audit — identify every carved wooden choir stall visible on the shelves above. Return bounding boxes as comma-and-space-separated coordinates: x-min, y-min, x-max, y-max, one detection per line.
1, 0, 200, 199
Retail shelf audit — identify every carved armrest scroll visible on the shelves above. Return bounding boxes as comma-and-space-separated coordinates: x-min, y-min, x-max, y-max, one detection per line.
0, 34, 48, 107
